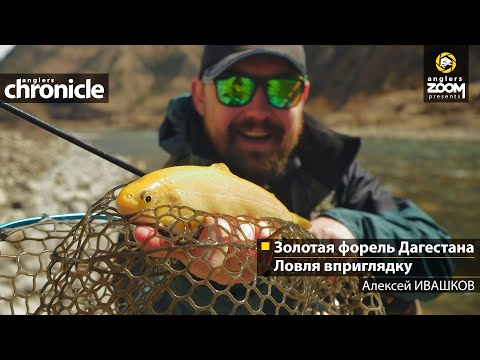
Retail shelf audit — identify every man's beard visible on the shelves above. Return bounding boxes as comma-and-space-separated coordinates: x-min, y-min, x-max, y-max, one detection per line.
215, 117, 303, 184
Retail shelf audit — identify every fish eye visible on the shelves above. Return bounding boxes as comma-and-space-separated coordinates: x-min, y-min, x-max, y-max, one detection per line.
144, 195, 152, 203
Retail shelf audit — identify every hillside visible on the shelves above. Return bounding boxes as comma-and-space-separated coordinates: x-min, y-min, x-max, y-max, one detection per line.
0, 45, 479, 134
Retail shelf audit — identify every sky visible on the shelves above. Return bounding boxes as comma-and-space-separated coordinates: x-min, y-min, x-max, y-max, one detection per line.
0, 45, 15, 61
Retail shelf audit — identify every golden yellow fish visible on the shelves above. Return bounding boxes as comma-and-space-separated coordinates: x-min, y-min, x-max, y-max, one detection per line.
116, 163, 311, 230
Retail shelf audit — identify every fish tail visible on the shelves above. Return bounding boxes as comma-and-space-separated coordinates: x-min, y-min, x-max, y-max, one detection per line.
291, 212, 311, 230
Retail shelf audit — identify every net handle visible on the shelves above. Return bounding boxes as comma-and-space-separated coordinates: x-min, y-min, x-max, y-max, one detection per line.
0, 213, 117, 229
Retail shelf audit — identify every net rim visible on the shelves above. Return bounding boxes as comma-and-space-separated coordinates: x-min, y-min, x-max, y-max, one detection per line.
0, 213, 119, 229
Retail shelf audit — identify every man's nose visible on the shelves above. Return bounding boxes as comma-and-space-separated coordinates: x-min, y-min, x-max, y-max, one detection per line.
243, 86, 272, 119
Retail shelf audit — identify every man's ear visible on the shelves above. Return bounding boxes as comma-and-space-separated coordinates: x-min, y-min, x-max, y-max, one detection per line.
191, 78, 205, 116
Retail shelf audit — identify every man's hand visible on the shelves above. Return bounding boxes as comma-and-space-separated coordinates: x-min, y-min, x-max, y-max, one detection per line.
309, 216, 355, 240
308, 216, 356, 284
131, 217, 272, 286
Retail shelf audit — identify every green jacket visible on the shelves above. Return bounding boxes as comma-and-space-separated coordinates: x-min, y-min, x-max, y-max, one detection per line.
156, 93, 454, 310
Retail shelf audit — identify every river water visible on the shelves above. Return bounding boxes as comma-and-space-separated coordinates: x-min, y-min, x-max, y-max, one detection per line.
78, 129, 480, 315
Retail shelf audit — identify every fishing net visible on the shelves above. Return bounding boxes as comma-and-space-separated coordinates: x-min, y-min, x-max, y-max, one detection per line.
0, 184, 385, 315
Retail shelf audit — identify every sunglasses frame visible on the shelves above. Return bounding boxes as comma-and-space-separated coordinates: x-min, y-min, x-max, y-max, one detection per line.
203, 73, 308, 109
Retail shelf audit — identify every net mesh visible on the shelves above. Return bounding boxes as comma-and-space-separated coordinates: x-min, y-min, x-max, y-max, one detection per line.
0, 185, 385, 315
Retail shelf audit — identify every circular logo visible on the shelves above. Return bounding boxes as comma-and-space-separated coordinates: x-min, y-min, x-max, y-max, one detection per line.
435, 52, 457, 73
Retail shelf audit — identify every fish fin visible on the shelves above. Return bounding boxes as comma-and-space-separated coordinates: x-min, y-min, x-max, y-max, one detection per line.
171, 220, 202, 236
158, 178, 181, 205
291, 212, 312, 230
211, 163, 232, 174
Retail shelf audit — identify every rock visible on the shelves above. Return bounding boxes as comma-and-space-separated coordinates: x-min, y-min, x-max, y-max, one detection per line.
0, 189, 7, 206
25, 180, 42, 192
68, 200, 89, 213
54, 190, 77, 204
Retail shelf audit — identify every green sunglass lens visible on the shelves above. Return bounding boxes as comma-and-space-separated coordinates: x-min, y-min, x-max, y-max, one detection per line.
216, 76, 255, 106
267, 79, 303, 109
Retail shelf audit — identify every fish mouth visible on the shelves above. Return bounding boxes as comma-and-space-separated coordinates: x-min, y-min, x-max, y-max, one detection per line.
116, 202, 140, 218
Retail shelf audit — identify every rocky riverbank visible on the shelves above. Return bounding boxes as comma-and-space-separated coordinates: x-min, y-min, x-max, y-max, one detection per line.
0, 128, 142, 314
0, 128, 140, 224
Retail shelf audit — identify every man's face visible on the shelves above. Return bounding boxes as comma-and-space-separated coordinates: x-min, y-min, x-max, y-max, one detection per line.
193, 55, 309, 184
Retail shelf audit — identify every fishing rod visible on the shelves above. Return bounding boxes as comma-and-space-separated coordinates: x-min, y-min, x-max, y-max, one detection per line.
0, 101, 146, 177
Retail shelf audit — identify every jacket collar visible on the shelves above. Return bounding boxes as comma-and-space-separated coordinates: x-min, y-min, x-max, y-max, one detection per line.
159, 94, 361, 189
